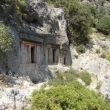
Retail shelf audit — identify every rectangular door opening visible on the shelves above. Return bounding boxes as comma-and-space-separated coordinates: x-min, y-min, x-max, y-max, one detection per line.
31, 46, 35, 63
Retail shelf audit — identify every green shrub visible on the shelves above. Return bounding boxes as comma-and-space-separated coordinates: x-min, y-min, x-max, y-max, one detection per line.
76, 45, 85, 54
0, 23, 12, 53
96, 49, 100, 54
30, 81, 110, 110
100, 50, 110, 61
49, 70, 79, 86
79, 71, 92, 86
0, 0, 28, 23
31, 79, 39, 84
100, 53, 105, 58
18, 0, 27, 4
96, 16, 110, 35
50, 70, 92, 86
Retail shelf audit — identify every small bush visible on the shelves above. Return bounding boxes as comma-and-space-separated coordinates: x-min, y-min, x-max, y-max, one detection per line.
100, 50, 110, 61
31, 81, 110, 110
96, 49, 100, 54
96, 16, 110, 35
79, 71, 92, 86
100, 53, 106, 59
0, 23, 12, 53
18, 0, 27, 4
31, 79, 39, 84
49, 70, 91, 86
76, 45, 85, 54
49, 70, 79, 86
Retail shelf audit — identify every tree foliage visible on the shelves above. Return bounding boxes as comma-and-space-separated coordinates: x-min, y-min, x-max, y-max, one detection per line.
47, 0, 110, 45
0, 0, 27, 24
0, 23, 12, 53
96, 16, 110, 35
47, 0, 93, 45
0, 0, 28, 54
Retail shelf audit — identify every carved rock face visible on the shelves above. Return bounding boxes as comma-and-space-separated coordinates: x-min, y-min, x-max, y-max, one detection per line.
27, 0, 49, 26
21, 0, 69, 45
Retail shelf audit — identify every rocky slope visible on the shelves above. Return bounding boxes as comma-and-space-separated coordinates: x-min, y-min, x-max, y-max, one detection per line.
0, 75, 46, 110
71, 32, 110, 98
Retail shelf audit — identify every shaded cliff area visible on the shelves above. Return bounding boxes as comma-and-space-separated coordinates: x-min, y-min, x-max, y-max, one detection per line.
0, 0, 71, 74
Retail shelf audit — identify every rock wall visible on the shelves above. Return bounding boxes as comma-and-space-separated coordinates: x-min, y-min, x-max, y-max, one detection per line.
5, 0, 72, 82
20, 0, 69, 45
71, 32, 110, 97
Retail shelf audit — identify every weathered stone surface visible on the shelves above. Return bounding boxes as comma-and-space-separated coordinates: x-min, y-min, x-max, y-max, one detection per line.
71, 33, 110, 97
4, 0, 72, 83
20, 0, 68, 45
27, 0, 48, 24
0, 76, 45, 110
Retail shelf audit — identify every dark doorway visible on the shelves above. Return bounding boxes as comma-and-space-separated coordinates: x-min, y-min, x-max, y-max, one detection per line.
31, 46, 35, 63
53, 49, 56, 63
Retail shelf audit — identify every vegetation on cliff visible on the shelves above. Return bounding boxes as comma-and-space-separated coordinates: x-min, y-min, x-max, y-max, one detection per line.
0, 23, 12, 53
30, 71, 110, 110
47, 0, 110, 46
96, 15, 110, 35
0, 0, 27, 53
0, 0, 27, 25
47, 0, 92, 45
0, 0, 110, 47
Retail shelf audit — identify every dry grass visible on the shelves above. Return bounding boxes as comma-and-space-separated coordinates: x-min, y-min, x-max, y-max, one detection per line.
100, 49, 110, 61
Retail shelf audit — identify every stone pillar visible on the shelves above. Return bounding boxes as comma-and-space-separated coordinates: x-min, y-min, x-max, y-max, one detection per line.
58, 45, 63, 66
55, 48, 60, 64
43, 38, 47, 65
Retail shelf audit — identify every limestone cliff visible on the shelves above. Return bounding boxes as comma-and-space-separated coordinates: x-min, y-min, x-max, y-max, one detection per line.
0, 0, 69, 45
18, 0, 68, 45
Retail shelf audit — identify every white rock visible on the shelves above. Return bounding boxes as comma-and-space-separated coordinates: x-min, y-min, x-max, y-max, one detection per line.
71, 34, 110, 97
77, 78, 85, 86
0, 76, 45, 110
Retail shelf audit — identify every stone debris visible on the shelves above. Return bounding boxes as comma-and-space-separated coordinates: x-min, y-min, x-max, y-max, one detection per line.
0, 76, 45, 110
